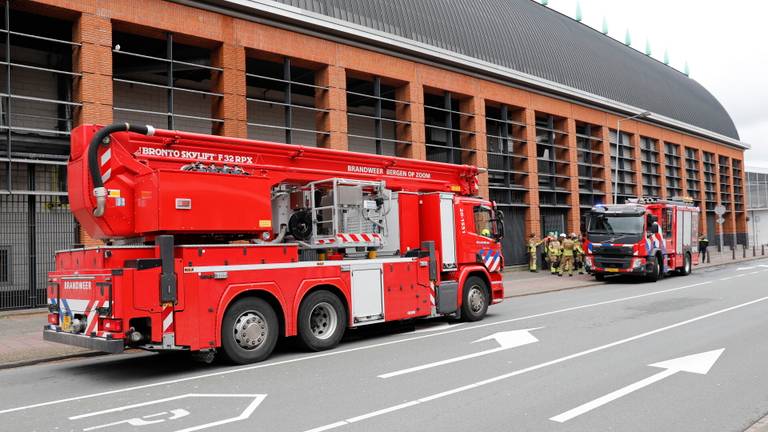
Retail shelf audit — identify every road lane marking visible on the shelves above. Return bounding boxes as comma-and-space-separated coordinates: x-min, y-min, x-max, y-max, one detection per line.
302, 295, 768, 432
0, 279, 722, 415
549, 349, 724, 423
378, 328, 541, 379
69, 393, 266, 432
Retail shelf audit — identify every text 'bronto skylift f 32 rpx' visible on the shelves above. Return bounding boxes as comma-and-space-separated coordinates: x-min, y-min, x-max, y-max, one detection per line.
43, 123, 505, 364
584, 197, 700, 282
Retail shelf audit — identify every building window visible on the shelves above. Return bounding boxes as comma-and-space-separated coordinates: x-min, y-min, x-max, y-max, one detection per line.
718, 155, 731, 210
424, 90, 474, 164
246, 54, 328, 145
112, 30, 222, 134
576, 122, 605, 209
640, 137, 661, 197
536, 114, 570, 207
346, 74, 410, 155
703, 151, 716, 211
485, 102, 528, 207
685, 147, 701, 205
664, 142, 682, 198
609, 129, 635, 204
732, 159, 743, 212
0, 6, 75, 195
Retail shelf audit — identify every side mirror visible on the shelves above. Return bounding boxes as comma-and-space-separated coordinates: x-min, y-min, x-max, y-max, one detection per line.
493, 210, 505, 242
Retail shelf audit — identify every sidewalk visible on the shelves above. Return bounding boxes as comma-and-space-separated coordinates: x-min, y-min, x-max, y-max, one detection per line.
1, 249, 766, 369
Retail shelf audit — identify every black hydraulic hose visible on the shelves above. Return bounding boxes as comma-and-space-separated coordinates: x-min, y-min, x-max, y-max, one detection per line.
88, 122, 155, 216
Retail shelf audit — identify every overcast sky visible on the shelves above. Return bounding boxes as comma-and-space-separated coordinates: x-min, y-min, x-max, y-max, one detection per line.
544, 0, 767, 169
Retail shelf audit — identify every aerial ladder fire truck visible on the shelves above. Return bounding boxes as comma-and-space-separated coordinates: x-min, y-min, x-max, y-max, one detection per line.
584, 197, 700, 282
44, 123, 505, 364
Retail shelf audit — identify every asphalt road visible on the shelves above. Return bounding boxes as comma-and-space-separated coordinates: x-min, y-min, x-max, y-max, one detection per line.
2, 259, 768, 432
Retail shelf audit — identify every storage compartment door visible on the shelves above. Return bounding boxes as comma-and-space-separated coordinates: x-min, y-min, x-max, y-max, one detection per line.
351, 265, 384, 324
439, 193, 457, 271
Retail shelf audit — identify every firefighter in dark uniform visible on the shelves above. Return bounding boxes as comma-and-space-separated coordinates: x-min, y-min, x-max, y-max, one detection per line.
698, 233, 709, 262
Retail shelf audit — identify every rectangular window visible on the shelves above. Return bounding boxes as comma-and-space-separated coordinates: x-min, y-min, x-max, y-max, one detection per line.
486, 102, 528, 207
537, 114, 570, 207
112, 30, 222, 134
640, 137, 660, 197
246, 55, 327, 145
664, 142, 682, 198
609, 129, 635, 204
346, 75, 410, 155
424, 91, 474, 165
576, 122, 605, 209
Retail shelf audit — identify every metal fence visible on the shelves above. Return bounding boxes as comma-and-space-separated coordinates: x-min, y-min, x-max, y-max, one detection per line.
0, 194, 77, 310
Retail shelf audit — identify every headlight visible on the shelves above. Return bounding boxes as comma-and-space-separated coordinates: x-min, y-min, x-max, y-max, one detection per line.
632, 258, 646, 268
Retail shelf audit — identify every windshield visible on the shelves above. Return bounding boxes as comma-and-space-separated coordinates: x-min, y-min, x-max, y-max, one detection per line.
587, 213, 644, 243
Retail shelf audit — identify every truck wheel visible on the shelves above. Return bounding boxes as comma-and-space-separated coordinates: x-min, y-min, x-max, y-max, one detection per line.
461, 276, 489, 322
680, 252, 692, 276
220, 297, 279, 364
595, 273, 605, 281
647, 256, 662, 282
298, 290, 346, 351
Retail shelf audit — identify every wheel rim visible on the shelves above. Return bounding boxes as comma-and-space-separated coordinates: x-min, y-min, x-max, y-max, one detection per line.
468, 285, 485, 314
233, 310, 268, 350
309, 302, 338, 340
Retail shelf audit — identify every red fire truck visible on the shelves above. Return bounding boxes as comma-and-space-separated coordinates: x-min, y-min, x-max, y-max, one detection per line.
584, 197, 700, 282
43, 123, 505, 364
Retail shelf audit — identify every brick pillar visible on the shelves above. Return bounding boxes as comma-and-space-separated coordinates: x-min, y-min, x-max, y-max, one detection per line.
713, 154, 724, 245
565, 118, 580, 233
524, 108, 541, 236
73, 14, 112, 126
630, 133, 642, 199
212, 43, 247, 138
73, 14, 113, 247
315, 65, 347, 151
395, 82, 425, 160
599, 127, 613, 203
460, 96, 488, 198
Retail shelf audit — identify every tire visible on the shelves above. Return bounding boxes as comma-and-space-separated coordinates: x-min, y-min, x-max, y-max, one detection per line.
220, 297, 279, 365
595, 273, 605, 281
461, 276, 489, 322
680, 252, 692, 276
297, 290, 347, 351
647, 255, 662, 282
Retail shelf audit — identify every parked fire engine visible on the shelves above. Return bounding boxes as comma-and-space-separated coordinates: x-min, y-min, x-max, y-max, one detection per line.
584, 197, 700, 282
44, 123, 505, 364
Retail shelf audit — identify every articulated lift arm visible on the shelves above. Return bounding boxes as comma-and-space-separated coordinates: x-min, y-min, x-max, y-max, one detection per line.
68, 124, 481, 240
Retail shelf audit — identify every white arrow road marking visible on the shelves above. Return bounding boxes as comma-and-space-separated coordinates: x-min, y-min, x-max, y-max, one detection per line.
378, 328, 542, 379
550, 349, 725, 423
303, 296, 766, 432
69, 393, 266, 432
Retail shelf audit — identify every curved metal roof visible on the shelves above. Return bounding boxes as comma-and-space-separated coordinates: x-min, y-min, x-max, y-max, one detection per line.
261, 0, 739, 140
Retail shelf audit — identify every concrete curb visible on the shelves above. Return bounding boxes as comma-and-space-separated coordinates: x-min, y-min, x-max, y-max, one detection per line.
0, 351, 103, 371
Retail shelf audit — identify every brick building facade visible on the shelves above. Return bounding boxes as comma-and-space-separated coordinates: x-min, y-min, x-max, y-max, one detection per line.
0, 0, 748, 309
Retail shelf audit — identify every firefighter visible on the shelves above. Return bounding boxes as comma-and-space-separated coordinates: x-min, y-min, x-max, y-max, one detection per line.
547, 233, 562, 274
527, 233, 543, 272
543, 232, 554, 270
572, 233, 586, 275
559, 233, 575, 277
698, 233, 709, 262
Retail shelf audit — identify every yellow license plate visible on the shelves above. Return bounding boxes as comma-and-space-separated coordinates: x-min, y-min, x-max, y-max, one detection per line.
62, 315, 72, 332
606, 268, 619, 273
